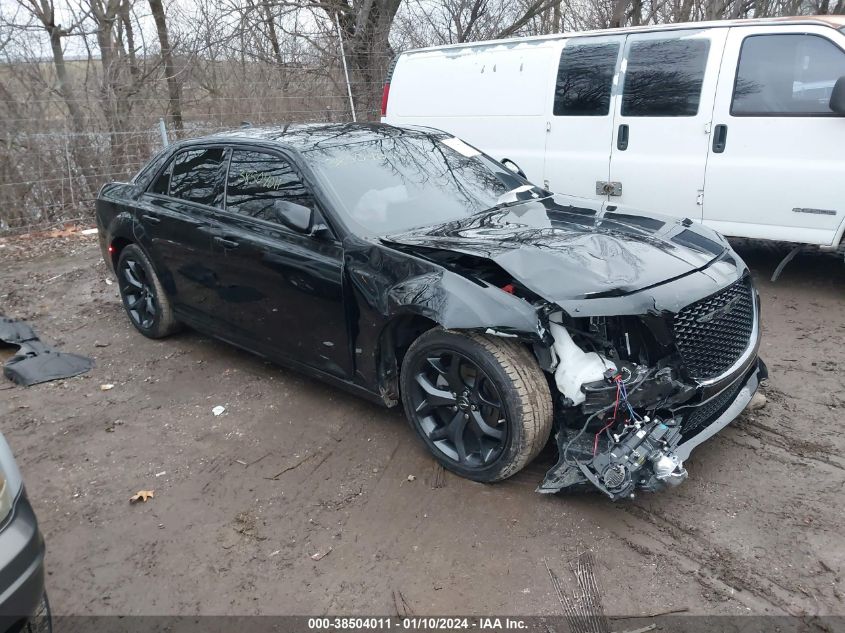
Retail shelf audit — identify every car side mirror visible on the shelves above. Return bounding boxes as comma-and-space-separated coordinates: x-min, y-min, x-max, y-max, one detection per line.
273, 200, 313, 233
500, 158, 527, 179
829, 76, 845, 115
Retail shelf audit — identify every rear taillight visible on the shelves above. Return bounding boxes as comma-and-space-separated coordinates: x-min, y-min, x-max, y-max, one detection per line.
381, 82, 390, 117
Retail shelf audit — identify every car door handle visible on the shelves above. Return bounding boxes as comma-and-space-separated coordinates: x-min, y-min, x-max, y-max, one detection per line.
617, 124, 629, 151
213, 236, 239, 249
141, 214, 161, 225
712, 124, 728, 153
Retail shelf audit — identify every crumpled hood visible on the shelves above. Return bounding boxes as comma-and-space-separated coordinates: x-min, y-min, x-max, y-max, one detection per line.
382, 196, 728, 303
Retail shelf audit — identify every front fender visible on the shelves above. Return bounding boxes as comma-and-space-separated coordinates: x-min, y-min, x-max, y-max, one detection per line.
384, 269, 542, 337
345, 238, 547, 401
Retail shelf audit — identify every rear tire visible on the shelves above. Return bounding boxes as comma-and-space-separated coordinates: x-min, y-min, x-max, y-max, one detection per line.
400, 328, 553, 483
116, 244, 179, 339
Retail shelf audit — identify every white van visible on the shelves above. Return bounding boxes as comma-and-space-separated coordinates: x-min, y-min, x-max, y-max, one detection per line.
382, 17, 845, 250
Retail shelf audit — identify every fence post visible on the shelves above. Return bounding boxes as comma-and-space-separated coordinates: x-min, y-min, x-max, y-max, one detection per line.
334, 13, 357, 123
159, 118, 169, 147
64, 133, 75, 208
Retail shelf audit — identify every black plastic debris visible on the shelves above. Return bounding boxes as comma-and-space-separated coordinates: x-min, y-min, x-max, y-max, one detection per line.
0, 316, 94, 387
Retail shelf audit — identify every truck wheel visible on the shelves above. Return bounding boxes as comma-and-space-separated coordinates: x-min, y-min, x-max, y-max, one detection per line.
400, 329, 553, 482
116, 244, 178, 339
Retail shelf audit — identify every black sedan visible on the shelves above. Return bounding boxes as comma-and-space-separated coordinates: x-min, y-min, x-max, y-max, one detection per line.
96, 123, 766, 500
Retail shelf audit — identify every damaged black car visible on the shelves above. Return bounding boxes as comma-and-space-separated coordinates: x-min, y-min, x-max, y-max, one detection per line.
96, 123, 766, 500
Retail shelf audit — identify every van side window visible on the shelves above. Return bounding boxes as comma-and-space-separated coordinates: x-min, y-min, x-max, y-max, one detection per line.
732, 34, 845, 116
554, 43, 619, 116
226, 150, 315, 223
621, 38, 710, 117
169, 147, 228, 208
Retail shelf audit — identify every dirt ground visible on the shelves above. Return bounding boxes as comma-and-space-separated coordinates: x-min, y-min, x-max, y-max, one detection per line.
0, 232, 843, 619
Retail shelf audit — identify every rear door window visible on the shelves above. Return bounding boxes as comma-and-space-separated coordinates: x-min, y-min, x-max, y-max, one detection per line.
150, 161, 172, 195
554, 42, 619, 116
168, 147, 228, 208
731, 34, 845, 115
225, 150, 316, 223
621, 38, 710, 116
554, 42, 620, 116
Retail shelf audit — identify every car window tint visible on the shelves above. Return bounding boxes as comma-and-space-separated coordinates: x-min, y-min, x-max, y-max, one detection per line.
150, 160, 172, 195
732, 34, 845, 115
621, 38, 710, 117
554, 42, 619, 116
226, 151, 315, 223
169, 147, 227, 207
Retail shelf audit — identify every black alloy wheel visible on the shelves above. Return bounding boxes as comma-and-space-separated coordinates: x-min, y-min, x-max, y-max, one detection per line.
410, 349, 508, 468
115, 244, 179, 339
400, 329, 553, 483
119, 256, 157, 330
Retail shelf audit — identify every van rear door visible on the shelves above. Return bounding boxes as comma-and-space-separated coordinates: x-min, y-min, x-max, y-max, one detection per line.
606, 29, 727, 221
702, 25, 845, 245
543, 36, 625, 200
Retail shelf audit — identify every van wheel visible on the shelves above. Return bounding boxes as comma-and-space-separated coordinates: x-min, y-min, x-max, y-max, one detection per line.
400, 329, 553, 483
116, 244, 178, 339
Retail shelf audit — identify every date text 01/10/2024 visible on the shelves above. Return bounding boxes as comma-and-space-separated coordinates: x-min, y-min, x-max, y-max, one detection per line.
306, 618, 528, 630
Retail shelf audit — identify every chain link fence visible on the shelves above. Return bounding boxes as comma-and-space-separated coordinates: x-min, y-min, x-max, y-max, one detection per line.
0, 61, 387, 235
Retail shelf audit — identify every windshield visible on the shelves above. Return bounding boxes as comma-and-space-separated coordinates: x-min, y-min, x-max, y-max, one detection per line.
303, 133, 530, 234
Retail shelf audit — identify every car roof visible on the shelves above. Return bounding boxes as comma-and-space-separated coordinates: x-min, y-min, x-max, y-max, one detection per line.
184, 122, 439, 153
399, 15, 845, 56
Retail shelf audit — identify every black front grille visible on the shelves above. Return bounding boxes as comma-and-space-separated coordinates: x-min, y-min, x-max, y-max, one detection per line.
681, 378, 744, 438
674, 276, 755, 379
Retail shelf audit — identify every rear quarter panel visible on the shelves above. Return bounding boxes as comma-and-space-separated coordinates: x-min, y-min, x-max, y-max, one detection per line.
96, 182, 140, 272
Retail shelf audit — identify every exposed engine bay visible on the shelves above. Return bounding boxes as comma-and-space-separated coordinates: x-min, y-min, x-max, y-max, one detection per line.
534, 299, 762, 500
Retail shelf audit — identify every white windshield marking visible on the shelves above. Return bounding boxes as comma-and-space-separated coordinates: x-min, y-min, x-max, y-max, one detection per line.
440, 137, 481, 157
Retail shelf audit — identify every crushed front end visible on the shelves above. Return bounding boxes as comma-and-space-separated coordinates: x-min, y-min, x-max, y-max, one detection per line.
537, 274, 766, 501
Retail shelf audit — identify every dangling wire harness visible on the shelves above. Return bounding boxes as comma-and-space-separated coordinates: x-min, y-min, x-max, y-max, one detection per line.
562, 369, 645, 465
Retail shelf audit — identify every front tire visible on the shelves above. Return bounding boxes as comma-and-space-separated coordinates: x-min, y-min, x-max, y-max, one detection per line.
116, 244, 178, 339
400, 329, 553, 483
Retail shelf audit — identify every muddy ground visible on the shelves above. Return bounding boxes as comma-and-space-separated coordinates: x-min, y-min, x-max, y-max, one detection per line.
0, 232, 843, 619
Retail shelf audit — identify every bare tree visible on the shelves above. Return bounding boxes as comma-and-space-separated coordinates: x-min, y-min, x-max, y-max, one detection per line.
149, 0, 184, 132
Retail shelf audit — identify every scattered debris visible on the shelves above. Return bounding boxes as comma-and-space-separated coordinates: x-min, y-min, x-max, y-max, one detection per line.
617, 625, 657, 633
406, 474, 416, 482
269, 550, 281, 558
79, 228, 99, 236
212, 405, 226, 416
266, 452, 318, 480
0, 316, 94, 386
244, 452, 272, 468
129, 490, 154, 503
100, 383, 115, 391
609, 607, 689, 620
546, 552, 610, 633
233, 511, 266, 541
392, 589, 415, 617
430, 462, 446, 489
310, 546, 333, 561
